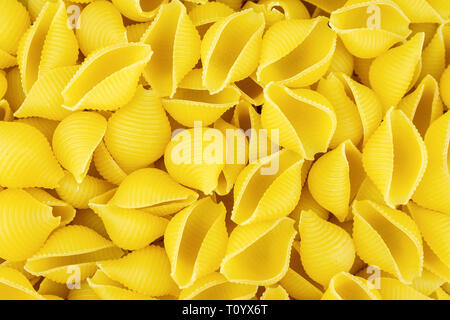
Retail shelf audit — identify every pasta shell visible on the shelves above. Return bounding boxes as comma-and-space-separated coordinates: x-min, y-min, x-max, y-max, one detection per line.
260, 285, 290, 300
261, 83, 336, 160
0, 121, 63, 188
308, 140, 365, 222
392, 0, 447, 23
234, 73, 264, 106
220, 217, 297, 285
141, 0, 201, 97
67, 281, 99, 300
112, 0, 167, 22
4, 67, 25, 113
321, 272, 381, 300
0, 266, 43, 300
89, 194, 169, 251
0, 189, 60, 261
24, 225, 123, 283
354, 177, 385, 204
303, 0, 347, 12
317, 72, 383, 147
14, 66, 78, 120
412, 268, 446, 296
87, 269, 155, 300
72, 208, 109, 239
421, 22, 450, 81
98, 246, 179, 297
17, 0, 78, 93
369, 33, 424, 109
352, 200, 423, 284
62, 42, 152, 111
56, 171, 114, 209
0, 50, 16, 69
0, 100, 12, 121
407, 202, 449, 268
431, 287, 450, 300
413, 112, 450, 214
377, 277, 432, 300
164, 127, 226, 195
423, 242, 450, 281
109, 168, 198, 216
362, 108, 428, 207
201, 8, 265, 93
179, 272, 258, 300
327, 38, 354, 76
289, 184, 329, 228
93, 141, 127, 185
162, 69, 240, 127
354, 57, 373, 87
165, 197, 227, 288
299, 210, 355, 287
0, 0, 30, 56
257, 16, 336, 87
105, 86, 171, 173
216, 0, 242, 11
189, 2, 235, 38
232, 149, 304, 225
38, 278, 69, 299
76, 1, 127, 56
398, 75, 444, 137
440, 65, 450, 108
329, 0, 411, 59
0, 260, 37, 283
53, 111, 107, 183
0, 71, 6, 99
15, 117, 58, 143
126, 22, 151, 42
25, 188, 75, 226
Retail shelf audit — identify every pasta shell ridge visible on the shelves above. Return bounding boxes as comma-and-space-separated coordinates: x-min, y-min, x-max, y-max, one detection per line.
321, 272, 381, 300
93, 140, 127, 185
112, 0, 168, 22
0, 266, 44, 300
260, 285, 290, 300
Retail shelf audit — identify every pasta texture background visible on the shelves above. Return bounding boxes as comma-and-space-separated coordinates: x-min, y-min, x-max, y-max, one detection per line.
0, 0, 448, 301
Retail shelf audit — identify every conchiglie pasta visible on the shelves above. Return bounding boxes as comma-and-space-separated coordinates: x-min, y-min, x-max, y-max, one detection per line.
392, 0, 447, 23
76, 1, 127, 56
161, 68, 240, 127
423, 242, 450, 281
377, 277, 432, 299
327, 38, 354, 76
24, 225, 123, 283
0, 266, 44, 300
15, 117, 59, 143
188, 2, 235, 38
126, 22, 151, 42
261, 83, 336, 160
104, 86, 171, 173
234, 73, 264, 106
17, 0, 78, 93
220, 217, 296, 285
0, 100, 12, 121
4, 67, 25, 112
362, 108, 427, 207
0, 71, 7, 99
62, 42, 152, 111
260, 285, 290, 300
308, 140, 365, 222
67, 281, 99, 300
109, 168, 198, 216
421, 21, 450, 81
321, 272, 381, 300
93, 141, 127, 185
352, 200, 423, 284
112, 0, 167, 22
165, 197, 227, 288
201, 8, 265, 93
0, 121, 63, 188
38, 278, 69, 299
98, 246, 179, 297
72, 208, 109, 239
299, 210, 355, 287
141, 0, 201, 97
303, 0, 347, 13
257, 16, 336, 87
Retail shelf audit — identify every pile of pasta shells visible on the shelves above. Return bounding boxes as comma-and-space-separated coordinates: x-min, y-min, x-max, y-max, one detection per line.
0, 0, 449, 300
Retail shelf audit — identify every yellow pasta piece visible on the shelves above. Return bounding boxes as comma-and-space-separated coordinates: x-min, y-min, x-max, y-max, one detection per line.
189, 2, 235, 38
0, 121, 63, 188
0, 0, 30, 67
0, 189, 60, 261
407, 202, 449, 268
260, 285, 290, 300
398, 75, 443, 137
317, 72, 383, 148
289, 184, 329, 228
232, 149, 304, 225
353, 57, 373, 87
179, 272, 258, 300
67, 281, 99, 300
87, 269, 155, 300
308, 140, 365, 222
378, 277, 432, 300
421, 22, 450, 81
423, 242, 450, 281
392, 0, 447, 23
0, 260, 38, 283
98, 246, 179, 297
431, 287, 450, 300
17, 0, 78, 93
322, 272, 381, 300
0, 100, 12, 121
220, 217, 296, 285
441, 66, 450, 108
0, 266, 44, 300
0, 71, 6, 99
4, 67, 25, 112
327, 38, 354, 76
162, 69, 240, 127
112, 0, 167, 22
165, 197, 227, 288
53, 111, 107, 183
24, 225, 123, 283
105, 86, 171, 173
362, 108, 427, 207
14, 66, 78, 120
38, 278, 69, 299
109, 168, 198, 216
71, 208, 109, 239
56, 171, 114, 209
413, 112, 450, 214
369, 33, 424, 109
126, 22, 151, 42
261, 83, 336, 160
141, 0, 201, 97
201, 8, 265, 93
258, 16, 336, 87
352, 200, 423, 284
216, 0, 242, 11
354, 176, 385, 204
412, 268, 446, 296
299, 210, 355, 287
93, 141, 127, 185
62, 42, 152, 111
15, 117, 59, 143
234, 73, 264, 106
76, 1, 127, 56
303, 0, 347, 12
329, 0, 411, 59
